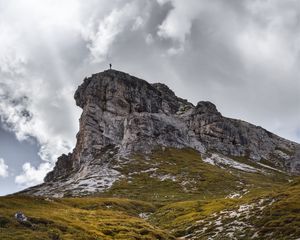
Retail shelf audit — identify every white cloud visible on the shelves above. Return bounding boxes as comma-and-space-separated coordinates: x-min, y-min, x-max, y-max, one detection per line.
0, 0, 148, 188
0, 0, 83, 187
15, 162, 51, 187
0, 159, 8, 178
0, 25, 27, 75
235, 0, 299, 72
82, 2, 140, 63
157, 0, 205, 48
0, 77, 79, 185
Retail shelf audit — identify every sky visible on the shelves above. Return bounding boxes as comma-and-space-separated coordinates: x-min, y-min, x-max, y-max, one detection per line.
0, 0, 300, 195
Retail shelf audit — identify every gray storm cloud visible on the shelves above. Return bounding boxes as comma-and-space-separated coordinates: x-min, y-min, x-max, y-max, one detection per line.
0, 0, 299, 189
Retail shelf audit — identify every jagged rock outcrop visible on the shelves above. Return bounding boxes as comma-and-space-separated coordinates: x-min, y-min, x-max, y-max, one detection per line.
46, 70, 206, 181
20, 70, 300, 197
187, 101, 297, 163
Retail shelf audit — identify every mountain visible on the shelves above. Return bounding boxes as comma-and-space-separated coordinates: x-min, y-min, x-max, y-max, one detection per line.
8, 69, 300, 239
21, 69, 300, 197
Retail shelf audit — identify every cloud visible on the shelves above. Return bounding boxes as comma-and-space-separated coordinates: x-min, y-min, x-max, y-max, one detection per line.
0, 159, 8, 178
235, 0, 300, 72
157, 0, 215, 55
157, 0, 201, 42
82, 2, 140, 63
145, 34, 154, 45
0, 0, 83, 186
0, 0, 153, 187
0, 25, 27, 75
15, 162, 51, 187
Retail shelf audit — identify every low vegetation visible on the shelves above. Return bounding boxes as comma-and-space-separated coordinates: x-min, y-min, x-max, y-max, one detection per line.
0, 197, 174, 240
1, 148, 299, 239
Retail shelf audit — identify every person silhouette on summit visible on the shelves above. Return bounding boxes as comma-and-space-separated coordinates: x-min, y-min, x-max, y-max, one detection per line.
109, 63, 112, 70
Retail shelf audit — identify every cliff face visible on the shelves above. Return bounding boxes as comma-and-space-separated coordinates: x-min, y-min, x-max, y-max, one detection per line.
45, 70, 205, 184
21, 70, 300, 197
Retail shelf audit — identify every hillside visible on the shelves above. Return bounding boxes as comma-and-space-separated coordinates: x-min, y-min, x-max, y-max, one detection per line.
0, 196, 173, 240
1, 157, 299, 239
20, 70, 300, 197
3, 69, 299, 239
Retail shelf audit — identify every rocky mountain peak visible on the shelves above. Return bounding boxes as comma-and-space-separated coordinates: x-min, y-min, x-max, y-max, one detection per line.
75, 70, 162, 114
20, 69, 300, 197
74, 69, 193, 116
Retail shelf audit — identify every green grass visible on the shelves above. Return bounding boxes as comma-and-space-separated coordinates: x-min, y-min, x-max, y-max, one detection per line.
100, 148, 289, 203
1, 148, 299, 239
0, 196, 174, 240
252, 178, 300, 239
102, 148, 244, 203
149, 178, 300, 239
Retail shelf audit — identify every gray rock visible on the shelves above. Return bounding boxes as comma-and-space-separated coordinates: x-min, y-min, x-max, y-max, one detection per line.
15, 212, 27, 222
19, 69, 300, 197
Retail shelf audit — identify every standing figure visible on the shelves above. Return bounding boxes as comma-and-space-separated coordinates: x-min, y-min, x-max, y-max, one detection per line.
109, 63, 112, 69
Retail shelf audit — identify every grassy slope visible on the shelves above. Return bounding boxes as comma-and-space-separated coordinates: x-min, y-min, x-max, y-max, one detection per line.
0, 197, 174, 240
1, 148, 299, 239
149, 178, 300, 239
103, 148, 289, 203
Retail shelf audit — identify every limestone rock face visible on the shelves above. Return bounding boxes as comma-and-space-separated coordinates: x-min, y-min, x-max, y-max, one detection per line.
20, 70, 300, 197
50, 69, 300, 178
57, 70, 205, 179
188, 102, 295, 162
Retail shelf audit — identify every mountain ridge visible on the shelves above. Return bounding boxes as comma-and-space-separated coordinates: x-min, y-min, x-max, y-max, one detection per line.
18, 69, 300, 198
